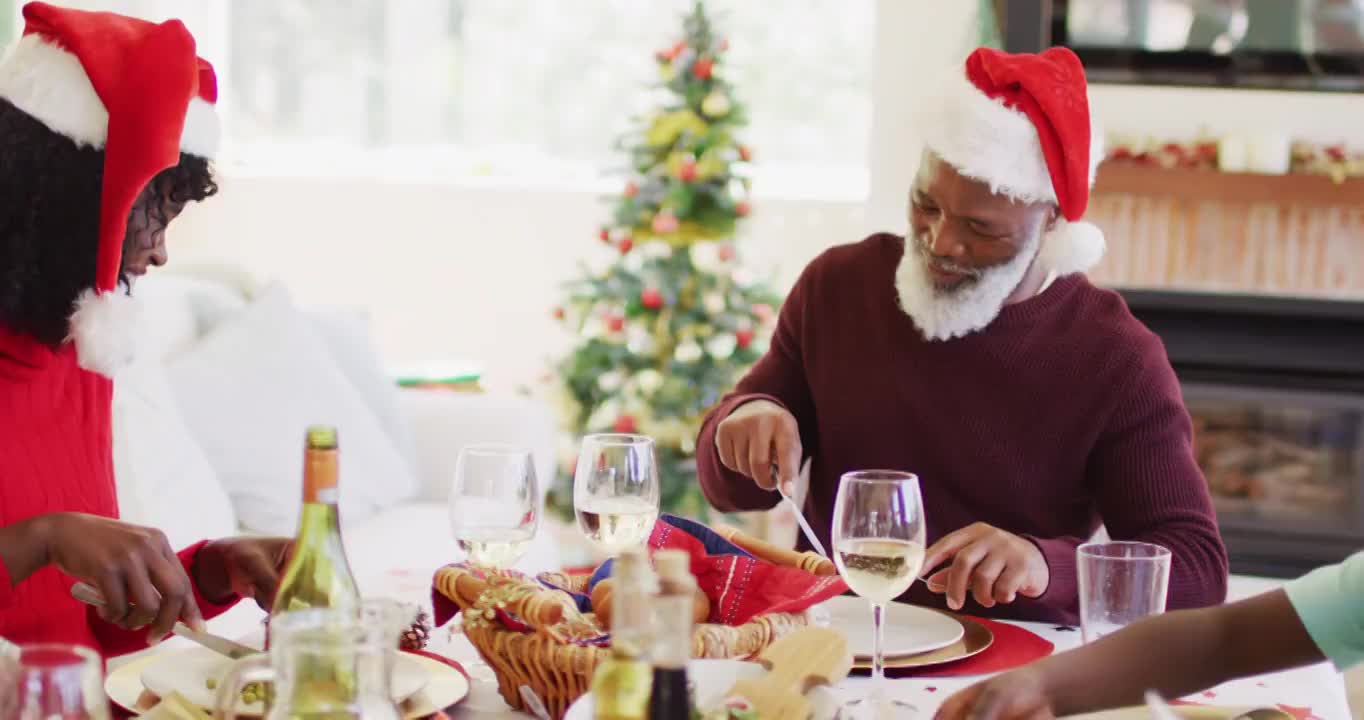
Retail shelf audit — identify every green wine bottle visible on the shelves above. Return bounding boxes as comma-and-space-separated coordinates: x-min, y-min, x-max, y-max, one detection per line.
271, 426, 361, 620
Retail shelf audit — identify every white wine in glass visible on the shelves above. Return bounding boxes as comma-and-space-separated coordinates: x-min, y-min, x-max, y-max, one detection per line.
574, 434, 661, 555
457, 527, 535, 568
835, 538, 924, 603
832, 470, 926, 720
450, 444, 539, 569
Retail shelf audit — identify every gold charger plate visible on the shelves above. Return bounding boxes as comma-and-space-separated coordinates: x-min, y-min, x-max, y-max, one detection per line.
852, 611, 994, 670
106, 652, 469, 719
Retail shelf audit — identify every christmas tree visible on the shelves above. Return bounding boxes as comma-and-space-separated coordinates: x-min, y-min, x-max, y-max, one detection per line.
549, 1, 781, 519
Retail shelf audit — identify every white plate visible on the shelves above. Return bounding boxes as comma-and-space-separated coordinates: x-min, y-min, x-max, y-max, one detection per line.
817, 596, 963, 659
140, 646, 429, 714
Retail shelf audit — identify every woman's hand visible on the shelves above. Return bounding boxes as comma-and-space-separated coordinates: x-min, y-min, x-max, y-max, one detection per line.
191, 537, 293, 611
38, 513, 204, 640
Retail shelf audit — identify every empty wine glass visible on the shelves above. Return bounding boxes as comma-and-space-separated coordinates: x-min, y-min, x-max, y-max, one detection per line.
449, 444, 539, 569
832, 470, 926, 720
1, 644, 109, 720
573, 434, 661, 555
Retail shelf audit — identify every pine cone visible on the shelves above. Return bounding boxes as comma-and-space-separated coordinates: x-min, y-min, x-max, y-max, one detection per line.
400, 609, 432, 652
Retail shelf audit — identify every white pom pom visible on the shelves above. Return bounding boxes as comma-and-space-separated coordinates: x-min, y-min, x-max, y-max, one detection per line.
68, 289, 142, 377
1039, 220, 1106, 276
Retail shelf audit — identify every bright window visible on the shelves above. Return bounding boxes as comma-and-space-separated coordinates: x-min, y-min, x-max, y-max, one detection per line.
4, 0, 875, 199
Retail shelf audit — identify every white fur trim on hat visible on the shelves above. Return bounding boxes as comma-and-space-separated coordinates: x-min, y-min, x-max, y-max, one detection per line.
1039, 220, 1106, 275
913, 65, 1105, 207
69, 288, 142, 377
0, 34, 219, 157
179, 95, 220, 158
0, 34, 107, 148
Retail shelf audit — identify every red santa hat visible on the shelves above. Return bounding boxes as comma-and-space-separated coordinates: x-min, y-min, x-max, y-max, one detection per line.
0, 1, 219, 376
915, 46, 1105, 276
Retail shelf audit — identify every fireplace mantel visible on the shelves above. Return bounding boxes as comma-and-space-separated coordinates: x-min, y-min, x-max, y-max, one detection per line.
1095, 163, 1364, 208
1088, 165, 1364, 299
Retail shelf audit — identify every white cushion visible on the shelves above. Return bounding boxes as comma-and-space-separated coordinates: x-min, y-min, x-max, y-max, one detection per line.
131, 273, 249, 361
112, 359, 237, 549
165, 284, 419, 535
308, 308, 418, 477
398, 390, 557, 503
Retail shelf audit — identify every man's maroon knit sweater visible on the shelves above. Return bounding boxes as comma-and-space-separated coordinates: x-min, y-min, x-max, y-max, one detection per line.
697, 234, 1228, 624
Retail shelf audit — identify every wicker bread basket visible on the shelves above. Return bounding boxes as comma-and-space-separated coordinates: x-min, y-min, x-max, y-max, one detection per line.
432, 526, 836, 719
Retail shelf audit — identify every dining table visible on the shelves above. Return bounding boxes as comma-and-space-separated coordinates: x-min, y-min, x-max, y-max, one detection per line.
433, 616, 1352, 719
105, 548, 1353, 720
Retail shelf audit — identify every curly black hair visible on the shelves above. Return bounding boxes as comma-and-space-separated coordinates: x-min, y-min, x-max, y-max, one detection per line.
0, 96, 219, 348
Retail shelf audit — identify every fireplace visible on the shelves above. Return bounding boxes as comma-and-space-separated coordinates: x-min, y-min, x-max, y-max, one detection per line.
1121, 289, 1364, 578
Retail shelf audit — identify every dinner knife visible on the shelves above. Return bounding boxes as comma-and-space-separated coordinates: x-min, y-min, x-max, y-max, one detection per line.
771, 461, 829, 559
69, 582, 259, 660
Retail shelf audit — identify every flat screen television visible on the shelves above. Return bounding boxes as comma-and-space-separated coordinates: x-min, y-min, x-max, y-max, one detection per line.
995, 0, 1364, 92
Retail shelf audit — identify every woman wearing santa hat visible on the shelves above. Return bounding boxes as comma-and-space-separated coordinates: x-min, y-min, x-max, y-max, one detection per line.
0, 2, 290, 656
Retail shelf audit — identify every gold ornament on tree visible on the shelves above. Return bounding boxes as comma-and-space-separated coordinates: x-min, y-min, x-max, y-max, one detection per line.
701, 90, 731, 118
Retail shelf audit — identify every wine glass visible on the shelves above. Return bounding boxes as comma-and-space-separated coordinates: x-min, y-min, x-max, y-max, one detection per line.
449, 444, 539, 569
832, 470, 926, 720
573, 434, 661, 555
1, 644, 109, 720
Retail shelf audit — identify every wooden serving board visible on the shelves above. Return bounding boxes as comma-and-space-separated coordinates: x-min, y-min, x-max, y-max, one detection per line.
727, 627, 852, 719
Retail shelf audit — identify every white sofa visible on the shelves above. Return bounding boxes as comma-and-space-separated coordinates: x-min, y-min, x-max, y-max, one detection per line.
109, 268, 563, 643
194, 390, 567, 643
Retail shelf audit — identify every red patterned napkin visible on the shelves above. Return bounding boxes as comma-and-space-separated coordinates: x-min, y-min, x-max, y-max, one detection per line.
875, 616, 1054, 678
433, 514, 848, 631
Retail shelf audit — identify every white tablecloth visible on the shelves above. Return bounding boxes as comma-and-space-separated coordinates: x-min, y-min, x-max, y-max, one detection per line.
158, 540, 1350, 720
435, 619, 1353, 720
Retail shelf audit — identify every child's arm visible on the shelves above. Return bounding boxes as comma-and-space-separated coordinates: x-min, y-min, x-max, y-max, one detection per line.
937, 589, 1323, 719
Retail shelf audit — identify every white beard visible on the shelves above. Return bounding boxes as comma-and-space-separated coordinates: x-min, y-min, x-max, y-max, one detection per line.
894, 232, 1039, 342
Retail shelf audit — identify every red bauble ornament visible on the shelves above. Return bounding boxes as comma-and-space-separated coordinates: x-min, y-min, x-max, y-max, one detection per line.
619, 236, 634, 254
623, 181, 639, 198
613, 415, 638, 434
738, 145, 753, 162
658, 41, 686, 62
640, 287, 665, 310
552, 306, 565, 320
692, 57, 714, 79
718, 245, 736, 262
606, 315, 625, 333
735, 200, 751, 217
678, 160, 698, 182
599, 227, 611, 242
735, 328, 754, 349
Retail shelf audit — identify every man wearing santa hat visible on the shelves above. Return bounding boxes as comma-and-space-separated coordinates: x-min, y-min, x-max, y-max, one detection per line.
697, 47, 1227, 623
0, 3, 291, 654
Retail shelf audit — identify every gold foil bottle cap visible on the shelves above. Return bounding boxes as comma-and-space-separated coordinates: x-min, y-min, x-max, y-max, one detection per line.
305, 425, 338, 450
613, 548, 649, 580
654, 549, 692, 582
